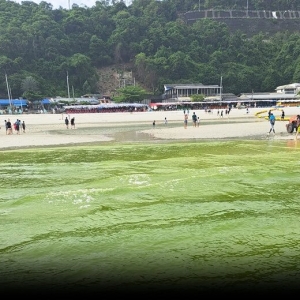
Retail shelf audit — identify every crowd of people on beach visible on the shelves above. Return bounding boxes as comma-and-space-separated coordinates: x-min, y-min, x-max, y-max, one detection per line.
2, 107, 300, 143
2, 115, 78, 136
64, 105, 147, 114
3, 118, 25, 135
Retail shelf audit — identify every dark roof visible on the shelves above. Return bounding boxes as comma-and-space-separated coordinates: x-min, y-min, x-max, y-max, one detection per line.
164, 83, 219, 89
239, 93, 299, 100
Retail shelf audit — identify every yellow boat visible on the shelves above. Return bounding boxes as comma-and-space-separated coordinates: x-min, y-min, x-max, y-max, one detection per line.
255, 108, 289, 121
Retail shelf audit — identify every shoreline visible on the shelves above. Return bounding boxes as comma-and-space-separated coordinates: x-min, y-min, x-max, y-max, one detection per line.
1, 107, 299, 150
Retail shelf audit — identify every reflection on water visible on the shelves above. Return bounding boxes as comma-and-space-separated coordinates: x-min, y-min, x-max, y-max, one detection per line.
60, 124, 158, 142
0, 140, 300, 296
286, 138, 300, 148
113, 130, 156, 141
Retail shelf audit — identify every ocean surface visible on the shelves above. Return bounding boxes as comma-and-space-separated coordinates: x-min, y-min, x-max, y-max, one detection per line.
1, 139, 300, 296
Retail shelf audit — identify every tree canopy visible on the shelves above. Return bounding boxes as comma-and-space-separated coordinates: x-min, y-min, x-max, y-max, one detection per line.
0, 0, 300, 100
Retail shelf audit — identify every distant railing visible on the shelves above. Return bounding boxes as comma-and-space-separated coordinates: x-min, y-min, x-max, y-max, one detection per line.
183, 10, 300, 21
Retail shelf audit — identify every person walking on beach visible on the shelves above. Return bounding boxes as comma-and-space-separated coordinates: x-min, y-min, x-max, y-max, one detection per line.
4, 119, 8, 134
164, 117, 168, 125
152, 120, 155, 128
15, 119, 20, 134
184, 113, 188, 129
281, 110, 285, 120
65, 116, 69, 129
22, 121, 26, 133
197, 117, 200, 127
192, 112, 197, 127
268, 112, 276, 135
6, 119, 12, 135
70, 117, 75, 129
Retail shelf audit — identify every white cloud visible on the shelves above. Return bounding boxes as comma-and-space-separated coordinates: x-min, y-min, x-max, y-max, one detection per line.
13, 1, 132, 10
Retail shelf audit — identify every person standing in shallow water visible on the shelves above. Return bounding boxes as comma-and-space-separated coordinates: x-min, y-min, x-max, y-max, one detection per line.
268, 112, 276, 135
152, 120, 155, 128
65, 117, 69, 129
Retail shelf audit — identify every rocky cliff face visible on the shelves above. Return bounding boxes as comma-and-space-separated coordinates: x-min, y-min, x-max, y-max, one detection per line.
97, 64, 134, 96
96, 63, 151, 96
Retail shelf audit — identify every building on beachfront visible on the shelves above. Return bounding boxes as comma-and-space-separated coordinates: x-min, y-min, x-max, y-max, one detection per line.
163, 83, 222, 101
150, 82, 300, 110
238, 83, 300, 107
275, 83, 300, 94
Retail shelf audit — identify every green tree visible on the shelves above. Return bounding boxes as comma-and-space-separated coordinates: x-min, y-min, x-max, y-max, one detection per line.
113, 85, 148, 103
190, 94, 205, 102
21, 76, 42, 101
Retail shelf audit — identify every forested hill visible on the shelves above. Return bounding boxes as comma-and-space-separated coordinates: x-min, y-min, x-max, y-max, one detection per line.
1, 0, 300, 101
182, 9, 300, 37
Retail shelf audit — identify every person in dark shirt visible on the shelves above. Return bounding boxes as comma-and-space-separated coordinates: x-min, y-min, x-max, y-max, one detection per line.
22, 121, 26, 133
15, 119, 20, 135
192, 112, 197, 127
6, 118, 12, 135
65, 117, 69, 129
4, 119, 7, 134
70, 117, 75, 129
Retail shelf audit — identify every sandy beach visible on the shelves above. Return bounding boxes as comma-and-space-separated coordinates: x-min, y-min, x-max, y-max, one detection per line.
1, 107, 300, 150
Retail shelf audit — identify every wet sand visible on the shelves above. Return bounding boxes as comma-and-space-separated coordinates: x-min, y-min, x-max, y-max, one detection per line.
1, 107, 299, 150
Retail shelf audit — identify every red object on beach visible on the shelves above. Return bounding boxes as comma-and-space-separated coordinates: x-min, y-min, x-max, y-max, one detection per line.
286, 115, 300, 133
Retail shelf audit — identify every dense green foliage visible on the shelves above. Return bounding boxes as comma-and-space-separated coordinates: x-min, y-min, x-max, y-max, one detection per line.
113, 85, 148, 102
1, 0, 300, 99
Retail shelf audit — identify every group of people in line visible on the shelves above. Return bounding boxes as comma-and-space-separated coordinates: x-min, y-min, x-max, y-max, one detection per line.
3, 118, 25, 135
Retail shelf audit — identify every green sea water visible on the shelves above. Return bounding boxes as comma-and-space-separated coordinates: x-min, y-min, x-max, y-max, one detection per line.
1, 139, 300, 296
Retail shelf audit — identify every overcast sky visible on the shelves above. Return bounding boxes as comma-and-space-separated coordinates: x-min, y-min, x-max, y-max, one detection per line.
13, 1, 132, 9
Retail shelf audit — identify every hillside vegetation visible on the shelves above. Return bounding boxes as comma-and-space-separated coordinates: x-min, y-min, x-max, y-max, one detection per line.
1, 0, 300, 101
